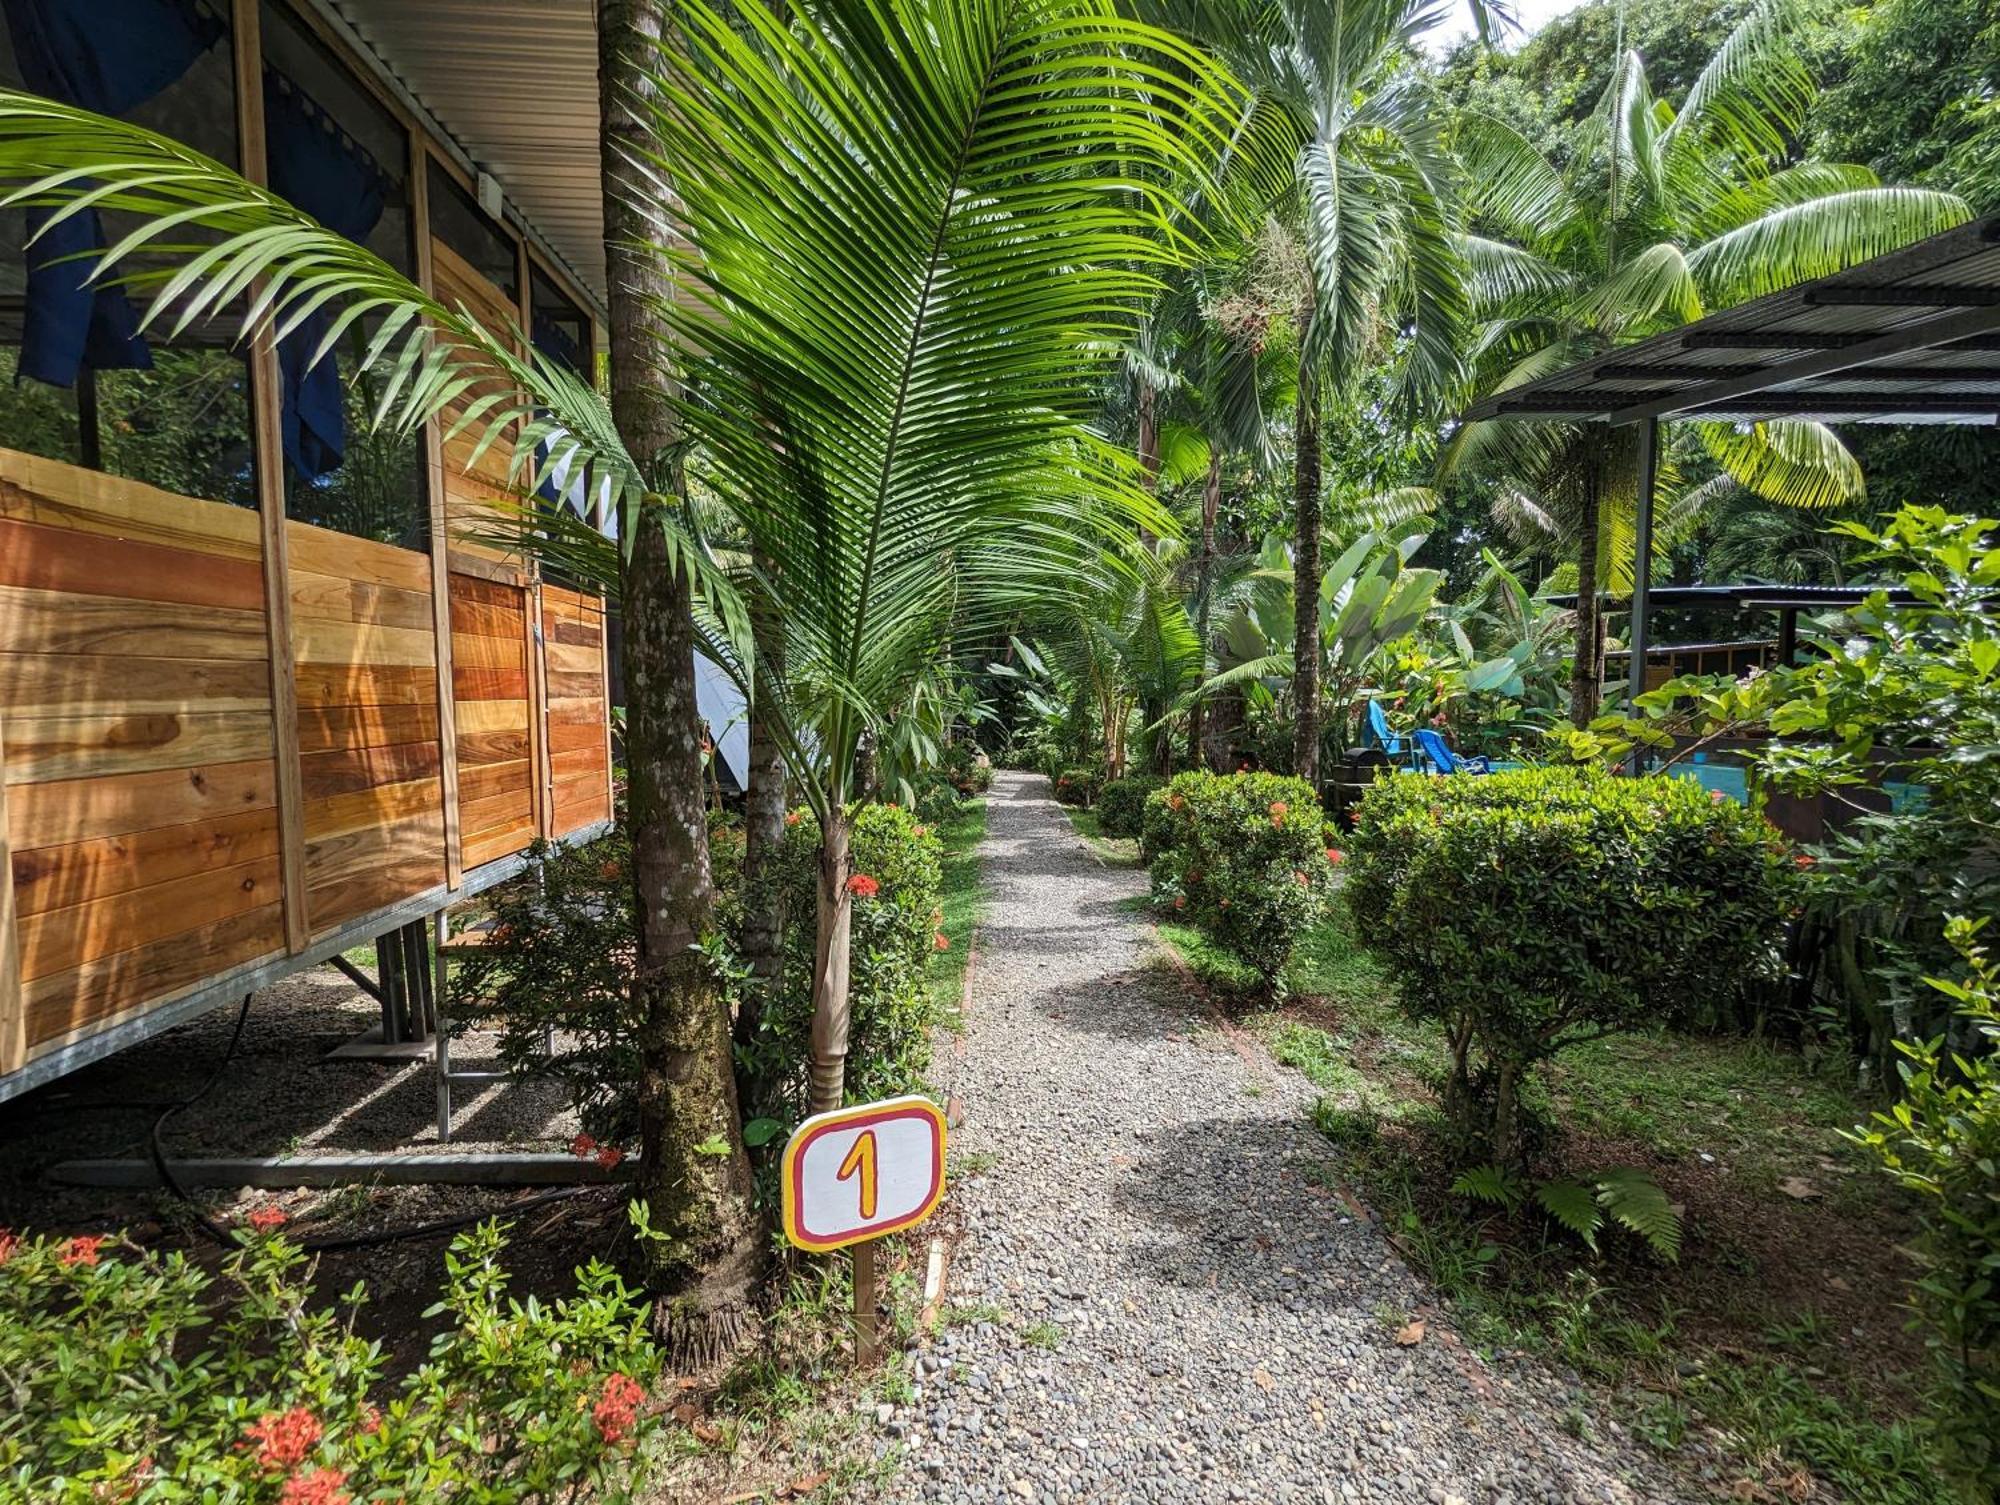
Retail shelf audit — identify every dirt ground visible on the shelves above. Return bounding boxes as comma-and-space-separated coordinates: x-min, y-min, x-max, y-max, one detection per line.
0, 962, 635, 1367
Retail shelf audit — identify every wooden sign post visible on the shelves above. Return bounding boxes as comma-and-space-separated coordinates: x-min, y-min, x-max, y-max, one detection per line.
780, 1095, 947, 1365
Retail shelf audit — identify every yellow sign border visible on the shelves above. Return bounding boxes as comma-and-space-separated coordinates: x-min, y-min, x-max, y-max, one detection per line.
779, 1094, 948, 1252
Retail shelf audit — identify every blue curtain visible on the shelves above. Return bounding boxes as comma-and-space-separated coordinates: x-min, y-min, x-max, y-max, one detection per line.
3, 0, 223, 386
530, 312, 582, 504
263, 72, 388, 481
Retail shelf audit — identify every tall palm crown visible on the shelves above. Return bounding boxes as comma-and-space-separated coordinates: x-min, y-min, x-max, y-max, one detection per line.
1443, 0, 1966, 718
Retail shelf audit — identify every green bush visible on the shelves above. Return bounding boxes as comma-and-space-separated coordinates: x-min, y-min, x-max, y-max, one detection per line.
454, 804, 943, 1147
1050, 766, 1102, 807
743, 802, 946, 1123
1095, 775, 1162, 837
1848, 916, 2000, 1496
1143, 770, 1339, 988
0, 1217, 660, 1502
1346, 766, 1791, 1164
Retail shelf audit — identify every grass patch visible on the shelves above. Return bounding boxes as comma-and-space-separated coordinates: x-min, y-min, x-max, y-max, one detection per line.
1058, 805, 1141, 867
927, 796, 988, 1027
1151, 898, 1943, 1503
1020, 1319, 1062, 1350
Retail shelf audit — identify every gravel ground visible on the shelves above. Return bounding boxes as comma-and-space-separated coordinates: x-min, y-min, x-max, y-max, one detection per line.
870, 771, 1682, 1505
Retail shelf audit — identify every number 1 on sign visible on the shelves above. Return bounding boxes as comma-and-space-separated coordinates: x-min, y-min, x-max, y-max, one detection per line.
837, 1130, 878, 1219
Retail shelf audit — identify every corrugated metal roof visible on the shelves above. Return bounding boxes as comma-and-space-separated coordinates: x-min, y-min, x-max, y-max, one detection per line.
1461, 213, 2000, 427
316, 0, 606, 311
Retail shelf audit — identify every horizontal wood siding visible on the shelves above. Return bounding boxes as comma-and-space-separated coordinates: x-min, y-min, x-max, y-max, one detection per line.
540, 585, 612, 834
288, 521, 447, 934
431, 239, 523, 567
450, 573, 536, 869
0, 450, 284, 1058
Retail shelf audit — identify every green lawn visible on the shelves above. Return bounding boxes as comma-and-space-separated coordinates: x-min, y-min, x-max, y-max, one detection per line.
1151, 900, 1943, 1505
927, 795, 989, 1025
1057, 803, 1140, 867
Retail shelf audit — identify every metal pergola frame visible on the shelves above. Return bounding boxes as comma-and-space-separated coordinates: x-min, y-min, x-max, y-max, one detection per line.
1459, 212, 2000, 700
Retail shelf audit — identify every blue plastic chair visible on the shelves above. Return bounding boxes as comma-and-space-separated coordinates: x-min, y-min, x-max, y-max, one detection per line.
1364, 700, 1409, 764
1414, 727, 1493, 775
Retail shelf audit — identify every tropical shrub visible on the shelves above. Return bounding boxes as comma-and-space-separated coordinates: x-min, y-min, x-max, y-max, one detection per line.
1095, 775, 1164, 838
1847, 916, 2000, 1496
455, 805, 943, 1144
939, 739, 993, 796
1050, 767, 1103, 808
1346, 767, 1792, 1164
746, 803, 946, 1123
1145, 771, 1339, 987
0, 1217, 660, 1502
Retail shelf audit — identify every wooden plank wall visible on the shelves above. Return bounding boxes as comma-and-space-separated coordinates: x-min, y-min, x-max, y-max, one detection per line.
431, 238, 524, 565
541, 584, 613, 834
450, 574, 538, 869
289, 522, 447, 934
0, 451, 286, 1068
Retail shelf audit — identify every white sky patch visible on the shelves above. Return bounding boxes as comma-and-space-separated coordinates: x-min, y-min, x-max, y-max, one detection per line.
1423, 0, 1591, 57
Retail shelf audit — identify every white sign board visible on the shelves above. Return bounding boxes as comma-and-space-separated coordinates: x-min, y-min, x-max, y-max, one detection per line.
780, 1094, 947, 1252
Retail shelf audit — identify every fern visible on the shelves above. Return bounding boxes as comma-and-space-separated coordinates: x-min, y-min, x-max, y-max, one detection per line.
1594, 1168, 1683, 1263
1450, 1165, 1523, 1209
1533, 1180, 1604, 1253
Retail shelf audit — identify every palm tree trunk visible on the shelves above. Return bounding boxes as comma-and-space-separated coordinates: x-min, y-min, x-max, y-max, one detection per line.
1137, 378, 1160, 553
1568, 452, 1604, 728
735, 626, 787, 1084
599, 0, 760, 1367
1291, 293, 1323, 787
807, 800, 854, 1114
1188, 442, 1222, 769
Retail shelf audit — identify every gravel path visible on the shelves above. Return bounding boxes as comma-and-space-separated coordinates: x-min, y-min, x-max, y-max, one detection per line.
875, 771, 1678, 1505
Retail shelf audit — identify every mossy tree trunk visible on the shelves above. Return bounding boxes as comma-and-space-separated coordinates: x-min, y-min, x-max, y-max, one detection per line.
598, 0, 761, 1369
736, 584, 787, 1082
807, 802, 854, 1115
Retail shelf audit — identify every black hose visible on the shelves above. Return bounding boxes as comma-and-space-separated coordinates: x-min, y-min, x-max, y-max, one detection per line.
147, 992, 602, 1253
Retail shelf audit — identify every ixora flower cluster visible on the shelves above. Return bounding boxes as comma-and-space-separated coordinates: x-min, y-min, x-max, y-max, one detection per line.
0, 1219, 663, 1499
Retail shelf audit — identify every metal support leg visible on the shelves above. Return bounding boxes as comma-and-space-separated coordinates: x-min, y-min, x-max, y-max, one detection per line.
434, 909, 453, 1143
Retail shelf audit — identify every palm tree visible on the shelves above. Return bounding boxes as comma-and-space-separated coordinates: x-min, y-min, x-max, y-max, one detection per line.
1444, 0, 1968, 723
1152, 0, 1499, 786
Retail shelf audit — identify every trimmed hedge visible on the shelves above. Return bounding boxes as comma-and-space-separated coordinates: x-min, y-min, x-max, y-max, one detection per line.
1095, 775, 1163, 838
1144, 771, 1338, 987
1345, 766, 1792, 1162
1050, 767, 1103, 807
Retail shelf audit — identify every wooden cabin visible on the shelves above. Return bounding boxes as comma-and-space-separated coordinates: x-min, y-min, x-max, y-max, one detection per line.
0, 0, 618, 1101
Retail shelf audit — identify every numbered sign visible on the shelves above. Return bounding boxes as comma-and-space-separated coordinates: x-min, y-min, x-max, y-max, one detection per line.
780, 1095, 947, 1252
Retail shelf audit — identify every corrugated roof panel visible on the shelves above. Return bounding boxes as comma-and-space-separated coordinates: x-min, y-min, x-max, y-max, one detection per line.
321, 0, 606, 309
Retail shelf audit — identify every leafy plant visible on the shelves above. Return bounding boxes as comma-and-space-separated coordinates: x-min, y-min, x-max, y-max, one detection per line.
1347, 766, 1792, 1164
1145, 770, 1339, 988
0, 1216, 661, 1502
1452, 1164, 1683, 1261
1846, 916, 2000, 1497
1096, 775, 1165, 838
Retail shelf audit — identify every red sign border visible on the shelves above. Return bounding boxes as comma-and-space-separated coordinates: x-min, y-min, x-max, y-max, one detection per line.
780, 1095, 947, 1252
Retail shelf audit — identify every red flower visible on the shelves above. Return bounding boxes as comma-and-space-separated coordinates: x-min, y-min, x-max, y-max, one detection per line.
913, 825, 929, 839
1709, 789, 1726, 803
280, 1468, 349, 1505
358, 1405, 383, 1437
1167, 793, 1186, 811
60, 1236, 103, 1268
1172, 896, 1186, 911
246, 1407, 322, 1471
1237, 762, 1249, 773
1795, 852, 1817, 869
846, 873, 881, 898
933, 933, 950, 952
1268, 801, 1289, 818
1393, 696, 1406, 709
0, 1229, 17, 1266
784, 810, 802, 827
595, 1146, 626, 1170
1325, 848, 1345, 866
599, 859, 623, 880
570, 1132, 598, 1158
593, 1372, 647, 1445
1430, 712, 1447, 727
246, 1205, 288, 1234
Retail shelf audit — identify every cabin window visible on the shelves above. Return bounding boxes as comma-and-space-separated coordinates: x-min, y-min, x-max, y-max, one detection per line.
429, 166, 519, 306
531, 264, 590, 379
0, 0, 256, 510
261, 0, 425, 550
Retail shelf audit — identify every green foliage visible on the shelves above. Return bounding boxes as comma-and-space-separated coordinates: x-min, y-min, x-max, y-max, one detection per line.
1450, 1162, 1683, 1261
1095, 775, 1164, 837
1050, 767, 1104, 808
0, 1217, 660, 1501
1846, 918, 2000, 1496
1144, 771, 1339, 988
748, 804, 947, 1122
1347, 767, 1792, 1163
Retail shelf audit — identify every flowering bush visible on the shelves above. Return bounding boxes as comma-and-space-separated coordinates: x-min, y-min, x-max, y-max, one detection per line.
1050, 766, 1103, 808
1143, 771, 1337, 989
1094, 774, 1163, 838
1345, 766, 1792, 1164
743, 802, 946, 1121
0, 1217, 660, 1502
